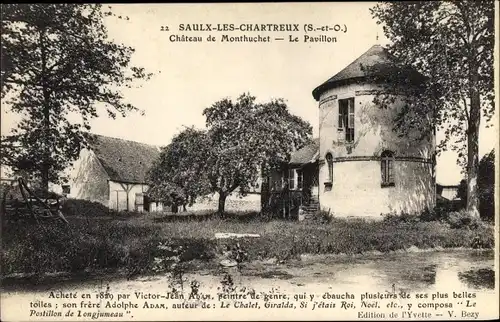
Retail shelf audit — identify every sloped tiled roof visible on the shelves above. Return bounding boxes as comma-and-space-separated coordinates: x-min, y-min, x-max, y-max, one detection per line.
89, 134, 160, 184
289, 138, 319, 165
312, 44, 422, 101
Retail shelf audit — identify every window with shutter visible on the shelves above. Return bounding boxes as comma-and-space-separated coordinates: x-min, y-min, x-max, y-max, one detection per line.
288, 169, 295, 190
338, 98, 355, 142
338, 101, 345, 129
347, 98, 355, 142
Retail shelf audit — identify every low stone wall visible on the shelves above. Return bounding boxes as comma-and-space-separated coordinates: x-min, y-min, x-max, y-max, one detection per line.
186, 192, 261, 212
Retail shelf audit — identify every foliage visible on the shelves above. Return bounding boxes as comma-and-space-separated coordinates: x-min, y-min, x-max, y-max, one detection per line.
456, 149, 495, 220
148, 93, 312, 213
307, 209, 334, 224
147, 127, 212, 209
457, 179, 467, 202
370, 1, 495, 216
61, 199, 114, 217
1, 216, 216, 277
477, 149, 495, 221
1, 4, 152, 191
418, 207, 441, 222
2, 213, 494, 278
458, 268, 495, 288
446, 209, 482, 229
381, 208, 484, 230
382, 211, 421, 224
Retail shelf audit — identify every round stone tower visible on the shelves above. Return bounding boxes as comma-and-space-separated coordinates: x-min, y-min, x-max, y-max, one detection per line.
312, 45, 435, 218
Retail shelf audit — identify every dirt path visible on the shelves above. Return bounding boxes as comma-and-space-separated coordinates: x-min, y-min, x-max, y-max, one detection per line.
1, 249, 497, 321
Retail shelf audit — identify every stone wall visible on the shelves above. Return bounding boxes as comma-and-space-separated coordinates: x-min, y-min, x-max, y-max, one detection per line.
185, 192, 261, 213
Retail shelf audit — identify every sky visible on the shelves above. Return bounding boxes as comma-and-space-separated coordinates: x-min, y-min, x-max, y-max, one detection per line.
1, 3, 498, 185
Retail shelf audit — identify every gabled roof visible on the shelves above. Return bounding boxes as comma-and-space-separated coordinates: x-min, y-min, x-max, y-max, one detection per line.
289, 138, 319, 165
88, 134, 160, 184
312, 44, 423, 101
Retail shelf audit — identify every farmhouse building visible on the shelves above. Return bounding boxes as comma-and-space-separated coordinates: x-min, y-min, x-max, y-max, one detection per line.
264, 44, 436, 219
63, 134, 164, 212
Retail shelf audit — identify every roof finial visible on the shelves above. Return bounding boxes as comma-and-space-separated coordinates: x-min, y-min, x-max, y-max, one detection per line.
376, 31, 380, 45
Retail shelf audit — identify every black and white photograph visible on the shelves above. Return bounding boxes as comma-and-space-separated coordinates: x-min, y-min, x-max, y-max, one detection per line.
0, 2, 498, 321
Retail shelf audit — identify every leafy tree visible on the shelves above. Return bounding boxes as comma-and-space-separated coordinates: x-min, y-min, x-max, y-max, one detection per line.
148, 93, 312, 214
147, 127, 212, 212
457, 149, 495, 220
1, 4, 151, 194
370, 1, 495, 217
477, 149, 495, 221
457, 179, 467, 203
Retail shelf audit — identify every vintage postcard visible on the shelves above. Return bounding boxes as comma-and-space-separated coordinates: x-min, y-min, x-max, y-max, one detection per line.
1, 2, 499, 321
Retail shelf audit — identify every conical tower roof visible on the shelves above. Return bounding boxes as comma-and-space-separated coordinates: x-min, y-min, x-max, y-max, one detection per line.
312, 44, 423, 101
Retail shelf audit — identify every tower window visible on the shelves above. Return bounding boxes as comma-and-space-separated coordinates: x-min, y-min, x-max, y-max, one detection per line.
326, 153, 333, 183
381, 150, 395, 187
338, 98, 355, 143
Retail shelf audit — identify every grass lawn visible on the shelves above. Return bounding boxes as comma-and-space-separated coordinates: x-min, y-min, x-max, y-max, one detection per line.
1, 209, 494, 278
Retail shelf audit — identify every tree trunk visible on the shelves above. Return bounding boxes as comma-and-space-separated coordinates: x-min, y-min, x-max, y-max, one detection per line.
218, 192, 227, 215
41, 170, 49, 198
466, 68, 481, 218
40, 27, 50, 196
466, 121, 480, 217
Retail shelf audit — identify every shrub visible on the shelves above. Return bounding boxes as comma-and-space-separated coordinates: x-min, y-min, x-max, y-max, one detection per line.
433, 198, 464, 218
456, 150, 495, 221
1, 211, 494, 278
61, 199, 113, 217
478, 150, 495, 221
470, 234, 493, 249
419, 207, 440, 222
308, 209, 333, 224
382, 211, 420, 224
446, 210, 482, 229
